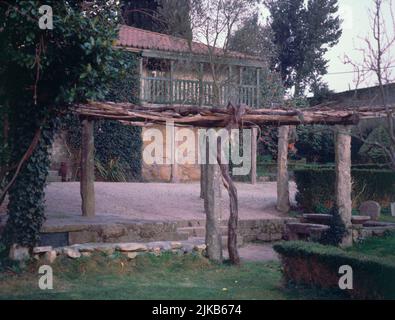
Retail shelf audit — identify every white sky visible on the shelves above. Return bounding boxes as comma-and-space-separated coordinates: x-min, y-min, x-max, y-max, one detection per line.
258, 0, 395, 93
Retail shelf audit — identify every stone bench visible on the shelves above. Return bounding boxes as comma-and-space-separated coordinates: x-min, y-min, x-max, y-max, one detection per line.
285, 222, 330, 241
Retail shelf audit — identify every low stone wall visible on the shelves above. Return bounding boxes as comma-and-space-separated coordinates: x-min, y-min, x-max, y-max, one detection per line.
23, 239, 207, 264
238, 218, 296, 242
352, 222, 395, 242
40, 221, 188, 247
36, 218, 294, 248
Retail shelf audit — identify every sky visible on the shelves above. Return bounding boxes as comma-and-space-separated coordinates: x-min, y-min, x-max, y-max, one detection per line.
258, 0, 395, 93
322, 0, 394, 93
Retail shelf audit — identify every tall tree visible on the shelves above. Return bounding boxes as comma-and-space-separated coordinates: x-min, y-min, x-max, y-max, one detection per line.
265, 0, 342, 213
121, 0, 161, 31
267, 0, 342, 96
121, 0, 192, 38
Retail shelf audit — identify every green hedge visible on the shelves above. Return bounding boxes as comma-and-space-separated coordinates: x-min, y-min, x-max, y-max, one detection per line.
294, 168, 395, 212
273, 241, 395, 299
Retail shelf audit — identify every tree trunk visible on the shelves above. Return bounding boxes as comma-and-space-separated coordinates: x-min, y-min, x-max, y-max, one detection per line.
277, 125, 290, 213
200, 164, 206, 199
204, 162, 223, 263
335, 125, 353, 247
217, 140, 240, 265
80, 118, 95, 217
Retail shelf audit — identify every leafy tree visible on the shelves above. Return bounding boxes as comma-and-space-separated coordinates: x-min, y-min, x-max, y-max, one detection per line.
0, 1, 134, 248
266, 0, 342, 96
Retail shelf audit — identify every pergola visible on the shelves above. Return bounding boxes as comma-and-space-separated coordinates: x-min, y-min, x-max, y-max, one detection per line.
74, 100, 394, 264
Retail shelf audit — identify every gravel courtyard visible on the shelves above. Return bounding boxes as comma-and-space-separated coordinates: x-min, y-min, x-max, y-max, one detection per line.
44, 181, 296, 222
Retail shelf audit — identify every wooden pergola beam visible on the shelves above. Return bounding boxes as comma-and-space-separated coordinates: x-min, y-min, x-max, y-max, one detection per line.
72, 101, 394, 128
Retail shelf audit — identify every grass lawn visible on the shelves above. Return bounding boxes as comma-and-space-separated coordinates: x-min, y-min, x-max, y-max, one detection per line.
0, 252, 344, 300
347, 231, 395, 263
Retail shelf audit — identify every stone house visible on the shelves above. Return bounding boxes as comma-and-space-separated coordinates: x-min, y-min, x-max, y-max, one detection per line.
50, 25, 266, 182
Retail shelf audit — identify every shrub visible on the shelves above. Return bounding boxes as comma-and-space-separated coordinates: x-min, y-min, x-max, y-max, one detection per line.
294, 167, 395, 211
320, 205, 348, 246
273, 241, 395, 299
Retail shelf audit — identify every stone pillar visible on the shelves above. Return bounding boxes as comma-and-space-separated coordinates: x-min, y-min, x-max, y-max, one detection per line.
335, 125, 353, 247
277, 125, 290, 213
80, 118, 95, 217
251, 127, 258, 185
205, 162, 223, 263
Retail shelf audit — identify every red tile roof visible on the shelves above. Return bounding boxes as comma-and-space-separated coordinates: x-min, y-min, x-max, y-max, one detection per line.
117, 25, 263, 62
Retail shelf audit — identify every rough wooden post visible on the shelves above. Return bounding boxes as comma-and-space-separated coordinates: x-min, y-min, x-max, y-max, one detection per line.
139, 57, 144, 101
169, 60, 174, 105
205, 161, 223, 263
277, 125, 290, 213
199, 63, 204, 106
335, 125, 353, 247
200, 133, 208, 199
80, 118, 95, 217
251, 127, 258, 184
256, 68, 260, 108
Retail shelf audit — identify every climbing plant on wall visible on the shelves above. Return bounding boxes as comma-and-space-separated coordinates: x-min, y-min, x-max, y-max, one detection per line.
0, 1, 132, 248
62, 51, 142, 182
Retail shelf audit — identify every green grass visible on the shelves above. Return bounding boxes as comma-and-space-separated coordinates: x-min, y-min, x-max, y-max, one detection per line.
347, 232, 395, 263
380, 215, 395, 223
0, 252, 345, 300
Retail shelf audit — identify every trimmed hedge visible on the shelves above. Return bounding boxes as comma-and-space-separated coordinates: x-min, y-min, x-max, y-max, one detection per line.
294, 168, 395, 212
273, 241, 395, 299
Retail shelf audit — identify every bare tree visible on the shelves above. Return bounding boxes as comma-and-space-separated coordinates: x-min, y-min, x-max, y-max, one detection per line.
188, 0, 259, 265
343, 0, 395, 169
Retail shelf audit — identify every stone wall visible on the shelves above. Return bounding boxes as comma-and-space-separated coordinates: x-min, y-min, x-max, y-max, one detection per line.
40, 221, 188, 246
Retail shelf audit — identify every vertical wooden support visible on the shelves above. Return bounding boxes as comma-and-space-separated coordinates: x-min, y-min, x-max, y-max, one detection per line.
335, 125, 353, 247
205, 161, 223, 263
80, 118, 95, 217
251, 127, 258, 185
139, 57, 144, 102
169, 60, 174, 105
277, 125, 290, 213
256, 68, 260, 108
199, 63, 204, 106
239, 66, 243, 105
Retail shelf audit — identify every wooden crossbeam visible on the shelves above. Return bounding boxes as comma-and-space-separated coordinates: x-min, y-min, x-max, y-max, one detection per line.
75, 101, 394, 128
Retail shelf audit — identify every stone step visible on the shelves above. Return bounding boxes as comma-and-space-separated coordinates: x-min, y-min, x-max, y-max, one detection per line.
190, 236, 243, 248
177, 226, 228, 237
175, 220, 206, 228
176, 220, 230, 228
47, 170, 62, 183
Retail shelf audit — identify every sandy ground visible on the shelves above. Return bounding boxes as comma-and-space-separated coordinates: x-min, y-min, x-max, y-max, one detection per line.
43, 181, 296, 222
